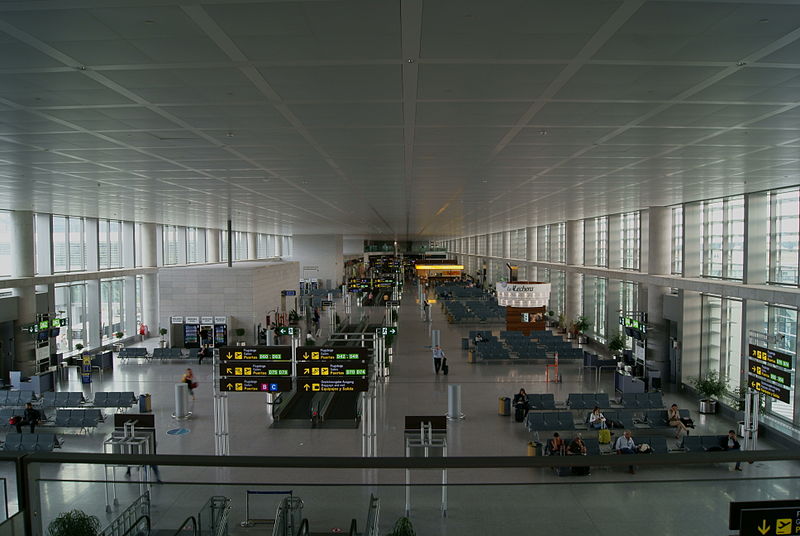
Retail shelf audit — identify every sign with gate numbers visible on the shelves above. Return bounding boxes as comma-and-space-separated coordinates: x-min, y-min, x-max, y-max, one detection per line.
219, 362, 292, 377
321, 300, 334, 307
748, 359, 792, 388
218, 346, 292, 362
219, 377, 292, 392
295, 362, 367, 377
748, 344, 793, 370
296, 347, 369, 362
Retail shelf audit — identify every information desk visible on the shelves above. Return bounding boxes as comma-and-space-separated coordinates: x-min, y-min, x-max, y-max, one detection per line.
614, 370, 645, 394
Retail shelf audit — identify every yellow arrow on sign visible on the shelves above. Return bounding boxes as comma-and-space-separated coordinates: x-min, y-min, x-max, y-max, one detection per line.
226, 383, 233, 389
304, 384, 310, 391
226, 353, 232, 359
758, 520, 771, 535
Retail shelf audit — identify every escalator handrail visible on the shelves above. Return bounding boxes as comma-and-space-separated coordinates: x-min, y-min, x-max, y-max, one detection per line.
348, 518, 358, 536
296, 518, 309, 536
120, 515, 150, 536
172, 515, 197, 535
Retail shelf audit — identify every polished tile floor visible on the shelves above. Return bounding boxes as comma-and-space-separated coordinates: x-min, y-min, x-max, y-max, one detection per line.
17, 286, 800, 535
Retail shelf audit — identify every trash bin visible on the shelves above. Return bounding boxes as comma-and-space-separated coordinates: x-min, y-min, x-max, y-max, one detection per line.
461, 337, 470, 350
139, 393, 152, 413
499, 396, 511, 416
527, 441, 542, 456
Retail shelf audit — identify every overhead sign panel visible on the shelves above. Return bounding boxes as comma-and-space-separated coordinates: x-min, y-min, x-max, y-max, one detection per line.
300, 378, 369, 393
296, 347, 369, 362
749, 344, 793, 370
748, 377, 791, 404
218, 346, 292, 362
220, 362, 292, 377
219, 378, 292, 392
739, 506, 800, 536
748, 359, 792, 388
296, 362, 367, 377
375, 326, 398, 336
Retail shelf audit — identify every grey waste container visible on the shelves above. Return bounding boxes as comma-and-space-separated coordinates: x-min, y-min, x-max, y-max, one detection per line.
139, 393, 152, 413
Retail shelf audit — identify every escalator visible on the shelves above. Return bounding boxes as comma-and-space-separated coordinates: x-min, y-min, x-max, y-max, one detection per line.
271, 391, 316, 428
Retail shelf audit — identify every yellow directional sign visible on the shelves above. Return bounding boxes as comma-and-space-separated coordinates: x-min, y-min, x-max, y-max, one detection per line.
776, 518, 792, 535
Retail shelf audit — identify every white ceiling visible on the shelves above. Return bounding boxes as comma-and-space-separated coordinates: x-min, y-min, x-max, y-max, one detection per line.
0, 0, 799, 238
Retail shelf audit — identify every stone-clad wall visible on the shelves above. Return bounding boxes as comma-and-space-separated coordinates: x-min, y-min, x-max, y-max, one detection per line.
158, 261, 299, 345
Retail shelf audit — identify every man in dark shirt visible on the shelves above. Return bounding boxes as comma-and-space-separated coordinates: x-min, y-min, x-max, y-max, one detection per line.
18, 402, 41, 433
721, 430, 742, 471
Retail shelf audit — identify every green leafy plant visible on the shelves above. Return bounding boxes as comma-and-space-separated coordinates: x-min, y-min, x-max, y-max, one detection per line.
557, 313, 567, 331
607, 332, 626, 356
74, 343, 84, 352
114, 331, 124, 339
387, 517, 416, 536
304, 337, 315, 346
235, 328, 246, 337
289, 310, 301, 324
573, 316, 590, 334
158, 328, 168, 337
47, 509, 100, 536
690, 370, 728, 400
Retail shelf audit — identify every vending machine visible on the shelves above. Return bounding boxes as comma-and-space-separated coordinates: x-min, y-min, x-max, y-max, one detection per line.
213, 316, 228, 347
183, 317, 200, 348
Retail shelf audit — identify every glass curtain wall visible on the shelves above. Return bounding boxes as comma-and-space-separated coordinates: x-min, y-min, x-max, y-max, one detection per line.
100, 279, 125, 341
595, 216, 608, 267
769, 189, 799, 286
98, 219, 122, 270
702, 196, 744, 279
186, 227, 202, 264
550, 223, 565, 263
672, 206, 683, 275
52, 216, 85, 272
767, 305, 797, 422
163, 225, 180, 266
54, 283, 86, 354
621, 211, 640, 270
0, 212, 11, 276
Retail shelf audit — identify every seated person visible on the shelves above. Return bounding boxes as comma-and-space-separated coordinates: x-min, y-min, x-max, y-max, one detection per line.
614, 430, 637, 474
568, 435, 587, 455
547, 432, 565, 455
668, 403, 689, 439
474, 333, 484, 344
512, 388, 529, 411
720, 430, 742, 471
589, 406, 608, 429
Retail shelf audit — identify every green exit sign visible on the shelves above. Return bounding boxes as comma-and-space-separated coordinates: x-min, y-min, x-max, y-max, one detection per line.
277, 326, 297, 336
375, 327, 398, 336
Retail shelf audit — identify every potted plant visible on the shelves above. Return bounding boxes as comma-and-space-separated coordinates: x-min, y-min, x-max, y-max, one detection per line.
387, 517, 415, 536
607, 331, 626, 358
573, 316, 590, 344
235, 328, 246, 343
114, 331, 124, 340
557, 313, 567, 334
47, 509, 100, 536
74, 343, 84, 352
158, 327, 168, 348
289, 310, 301, 325
690, 370, 728, 414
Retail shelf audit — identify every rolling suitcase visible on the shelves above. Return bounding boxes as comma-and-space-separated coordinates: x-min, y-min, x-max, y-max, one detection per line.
598, 428, 611, 444
442, 360, 449, 375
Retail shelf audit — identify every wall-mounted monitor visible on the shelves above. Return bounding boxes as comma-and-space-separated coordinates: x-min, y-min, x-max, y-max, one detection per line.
50, 328, 60, 338
38, 320, 49, 331
37, 331, 49, 342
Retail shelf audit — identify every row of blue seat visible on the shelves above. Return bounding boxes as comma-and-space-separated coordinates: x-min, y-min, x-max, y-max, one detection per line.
0, 391, 35, 407
40, 392, 85, 408
3, 433, 58, 452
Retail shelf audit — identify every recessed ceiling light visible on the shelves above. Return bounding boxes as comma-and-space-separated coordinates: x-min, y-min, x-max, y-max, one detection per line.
538, 129, 549, 136
736, 60, 747, 66
144, 19, 155, 24
759, 18, 769, 23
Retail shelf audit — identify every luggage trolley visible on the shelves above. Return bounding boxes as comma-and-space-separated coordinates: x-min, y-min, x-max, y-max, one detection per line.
240, 490, 299, 530
102, 419, 154, 512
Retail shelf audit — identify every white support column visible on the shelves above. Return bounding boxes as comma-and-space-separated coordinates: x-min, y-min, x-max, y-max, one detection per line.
207, 229, 220, 263
86, 279, 101, 349
123, 275, 137, 336
85, 218, 99, 272
11, 211, 36, 373
247, 232, 258, 261
744, 192, 769, 285
565, 220, 583, 322
140, 223, 158, 337
645, 206, 672, 382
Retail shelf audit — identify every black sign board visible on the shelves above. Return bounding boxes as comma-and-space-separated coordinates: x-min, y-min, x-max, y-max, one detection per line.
219, 377, 292, 392
296, 347, 369, 361
740, 507, 800, 536
296, 362, 367, 377
375, 326, 398, 336
386, 300, 401, 307
748, 359, 792, 388
749, 344, 793, 370
730, 501, 800, 530
220, 362, 292, 377
219, 346, 292, 362
299, 378, 369, 393
321, 300, 334, 307
276, 326, 298, 336
748, 377, 791, 404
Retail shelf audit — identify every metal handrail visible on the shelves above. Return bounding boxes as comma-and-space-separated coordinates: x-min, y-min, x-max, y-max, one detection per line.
172, 515, 197, 535
348, 519, 358, 536
295, 518, 309, 536
120, 515, 150, 536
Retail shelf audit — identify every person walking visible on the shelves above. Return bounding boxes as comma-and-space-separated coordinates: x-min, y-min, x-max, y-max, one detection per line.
432, 345, 445, 375
182, 368, 197, 400
313, 307, 321, 336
